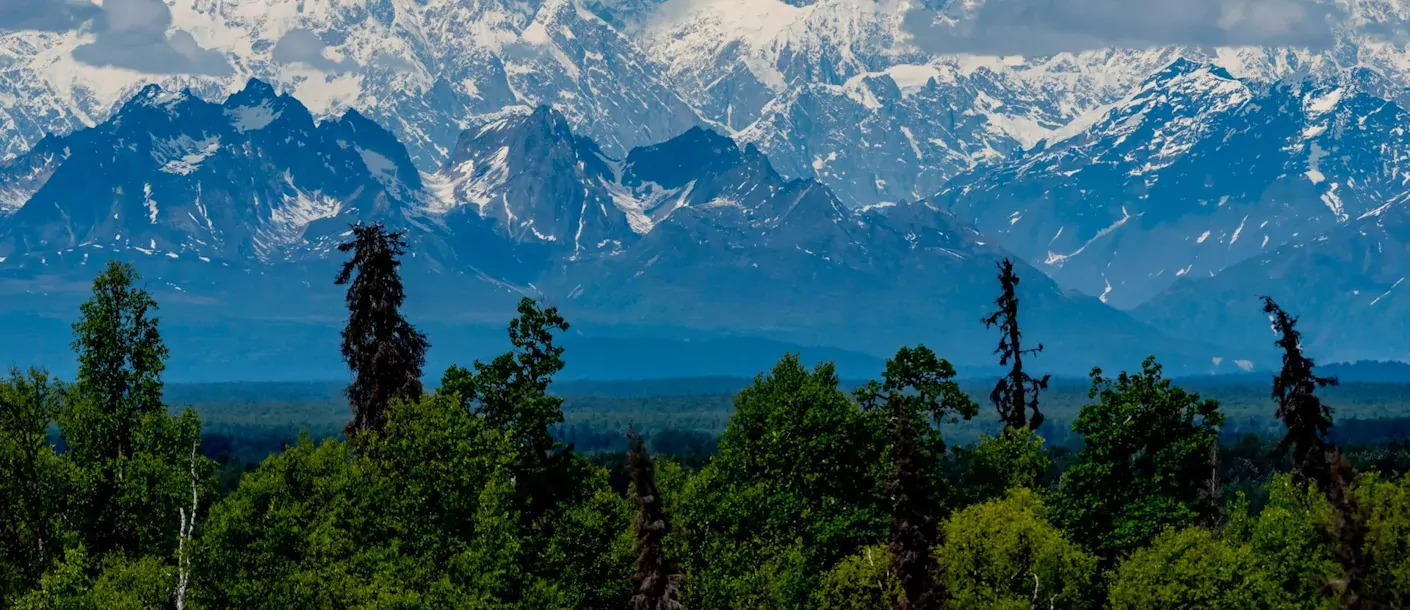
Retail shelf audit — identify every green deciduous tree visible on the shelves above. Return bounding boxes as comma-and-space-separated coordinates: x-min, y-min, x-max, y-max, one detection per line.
441, 297, 582, 525
936, 488, 1098, 609
1109, 477, 1341, 610
1346, 472, 1410, 607
336, 222, 429, 436
196, 393, 538, 609
11, 546, 177, 610
952, 428, 1052, 507
816, 544, 900, 610
0, 369, 71, 605
59, 261, 213, 564
1054, 356, 1224, 561
65, 261, 167, 466
677, 354, 888, 609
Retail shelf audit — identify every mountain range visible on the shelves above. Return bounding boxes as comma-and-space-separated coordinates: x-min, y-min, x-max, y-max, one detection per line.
0, 77, 1246, 379
3, 0, 1410, 378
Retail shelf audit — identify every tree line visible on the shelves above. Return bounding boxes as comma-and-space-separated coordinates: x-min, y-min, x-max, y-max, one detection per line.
2, 222, 1409, 608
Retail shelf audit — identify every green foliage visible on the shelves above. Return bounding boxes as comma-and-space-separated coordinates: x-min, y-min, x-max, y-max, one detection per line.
858, 345, 977, 610
12, 547, 177, 610
195, 395, 539, 608
441, 297, 581, 526
1110, 476, 1340, 609
815, 544, 900, 610
5, 260, 218, 610
541, 484, 635, 608
1054, 356, 1225, 560
1110, 527, 1275, 610
676, 354, 888, 609
0, 369, 71, 605
68, 261, 168, 456
952, 427, 1052, 506
936, 488, 1098, 609
1351, 472, 1410, 605
442, 297, 570, 455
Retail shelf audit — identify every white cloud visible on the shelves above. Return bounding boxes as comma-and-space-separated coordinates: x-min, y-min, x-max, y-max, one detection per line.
273, 29, 358, 73
71, 0, 231, 76
903, 0, 1344, 56
0, 0, 99, 32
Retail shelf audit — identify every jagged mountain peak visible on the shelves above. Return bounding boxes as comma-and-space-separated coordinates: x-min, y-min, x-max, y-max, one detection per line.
0, 83, 423, 267
622, 125, 772, 189
943, 63, 1410, 313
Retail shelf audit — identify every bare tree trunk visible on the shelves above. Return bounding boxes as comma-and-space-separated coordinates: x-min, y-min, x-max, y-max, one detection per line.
174, 439, 198, 610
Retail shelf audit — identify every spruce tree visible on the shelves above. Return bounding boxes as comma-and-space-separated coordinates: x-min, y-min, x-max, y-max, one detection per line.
627, 429, 683, 610
336, 223, 429, 436
887, 393, 943, 610
982, 259, 1050, 433
858, 346, 977, 610
1262, 297, 1375, 609
1263, 297, 1338, 483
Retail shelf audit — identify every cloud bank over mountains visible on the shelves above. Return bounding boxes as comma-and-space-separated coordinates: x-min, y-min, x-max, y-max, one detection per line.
903, 0, 1345, 55
0, 0, 100, 32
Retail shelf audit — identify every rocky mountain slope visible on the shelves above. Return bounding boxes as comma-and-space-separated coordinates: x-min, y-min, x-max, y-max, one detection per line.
939, 60, 1410, 309
0, 81, 1241, 375
1135, 197, 1410, 364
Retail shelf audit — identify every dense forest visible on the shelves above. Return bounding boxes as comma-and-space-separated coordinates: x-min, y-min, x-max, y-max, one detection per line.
3, 224, 1410, 609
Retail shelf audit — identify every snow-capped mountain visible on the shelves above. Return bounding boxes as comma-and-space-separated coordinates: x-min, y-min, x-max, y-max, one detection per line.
0, 0, 701, 169
737, 61, 1077, 207
1135, 195, 1410, 363
938, 60, 1410, 308
430, 102, 1235, 367
0, 79, 421, 267
0, 81, 1240, 374
6, 0, 1410, 221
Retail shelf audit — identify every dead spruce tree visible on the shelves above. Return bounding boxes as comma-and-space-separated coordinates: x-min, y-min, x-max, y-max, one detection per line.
982, 259, 1050, 433
336, 223, 429, 436
627, 429, 683, 610
1263, 297, 1376, 609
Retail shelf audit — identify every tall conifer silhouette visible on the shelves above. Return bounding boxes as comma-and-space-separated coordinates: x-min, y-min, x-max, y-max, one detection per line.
627, 429, 683, 610
1263, 297, 1375, 609
982, 259, 1049, 433
336, 223, 428, 436
887, 393, 944, 610
859, 347, 976, 610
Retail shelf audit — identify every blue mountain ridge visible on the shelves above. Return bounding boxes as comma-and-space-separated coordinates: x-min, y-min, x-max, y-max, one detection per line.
0, 79, 1253, 381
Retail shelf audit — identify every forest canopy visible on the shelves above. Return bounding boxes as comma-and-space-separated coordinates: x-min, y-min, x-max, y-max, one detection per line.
2, 246, 1410, 609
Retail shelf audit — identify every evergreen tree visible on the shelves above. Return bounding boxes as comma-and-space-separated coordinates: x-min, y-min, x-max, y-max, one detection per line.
1262, 297, 1375, 609
335, 222, 429, 436
857, 346, 979, 610
627, 429, 683, 610
1263, 297, 1339, 484
982, 259, 1050, 434
886, 395, 941, 610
